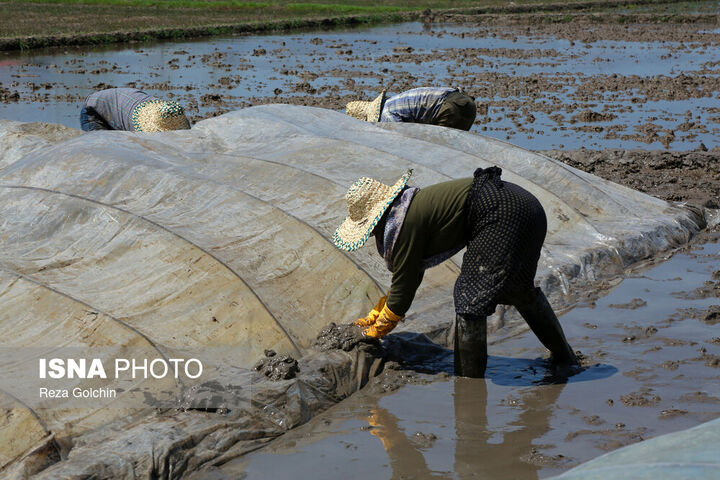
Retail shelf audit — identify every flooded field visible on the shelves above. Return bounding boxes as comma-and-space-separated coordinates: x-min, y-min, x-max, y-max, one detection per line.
1, 9, 720, 479
1, 18, 719, 151
205, 236, 720, 479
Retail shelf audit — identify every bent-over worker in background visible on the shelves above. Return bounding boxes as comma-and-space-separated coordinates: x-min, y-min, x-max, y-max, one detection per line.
80, 87, 191, 132
332, 168, 578, 378
345, 87, 476, 131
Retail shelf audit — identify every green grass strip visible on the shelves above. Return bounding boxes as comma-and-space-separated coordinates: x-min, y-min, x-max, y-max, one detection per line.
286, 3, 410, 14
4, 0, 272, 8
3, 0, 418, 11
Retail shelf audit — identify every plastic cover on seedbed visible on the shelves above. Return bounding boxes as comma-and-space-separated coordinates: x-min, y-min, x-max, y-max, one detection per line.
0, 105, 704, 476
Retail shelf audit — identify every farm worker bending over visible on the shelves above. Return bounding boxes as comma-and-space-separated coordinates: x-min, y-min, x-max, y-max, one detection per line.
332, 168, 577, 378
80, 88, 191, 132
345, 87, 476, 131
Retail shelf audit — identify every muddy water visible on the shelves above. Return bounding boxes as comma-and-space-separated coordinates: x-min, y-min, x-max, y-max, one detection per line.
1, 20, 719, 150
203, 237, 720, 479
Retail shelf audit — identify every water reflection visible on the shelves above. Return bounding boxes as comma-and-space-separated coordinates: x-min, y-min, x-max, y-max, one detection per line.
453, 378, 561, 480
363, 377, 566, 480
363, 334, 617, 479
367, 406, 440, 479
226, 338, 618, 479
360, 327, 619, 478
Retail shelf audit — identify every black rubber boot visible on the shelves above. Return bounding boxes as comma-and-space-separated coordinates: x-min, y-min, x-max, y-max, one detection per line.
454, 313, 487, 378
514, 288, 577, 365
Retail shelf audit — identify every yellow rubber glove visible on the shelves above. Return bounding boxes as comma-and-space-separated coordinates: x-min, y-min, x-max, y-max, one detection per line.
354, 294, 387, 327
363, 304, 403, 339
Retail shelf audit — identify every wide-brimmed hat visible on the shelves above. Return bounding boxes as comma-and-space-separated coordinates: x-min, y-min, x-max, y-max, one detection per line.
345, 91, 386, 123
333, 170, 412, 251
131, 100, 191, 132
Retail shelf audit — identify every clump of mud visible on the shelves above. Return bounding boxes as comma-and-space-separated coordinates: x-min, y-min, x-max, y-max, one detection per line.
0, 86, 20, 102
313, 322, 379, 352
409, 431, 438, 448
521, 447, 569, 468
253, 349, 299, 381
702, 306, 720, 325
620, 389, 661, 407
609, 297, 647, 309
570, 110, 617, 123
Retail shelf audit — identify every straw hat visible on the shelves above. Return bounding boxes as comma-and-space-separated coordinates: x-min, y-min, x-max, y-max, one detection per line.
131, 99, 191, 132
345, 91, 386, 122
333, 170, 413, 251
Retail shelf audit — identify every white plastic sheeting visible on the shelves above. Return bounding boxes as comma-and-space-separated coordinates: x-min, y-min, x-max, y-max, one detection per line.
0, 105, 703, 475
550, 417, 720, 479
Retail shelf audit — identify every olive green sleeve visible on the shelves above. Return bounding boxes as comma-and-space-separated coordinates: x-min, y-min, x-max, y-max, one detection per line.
385, 215, 426, 316
383, 177, 472, 316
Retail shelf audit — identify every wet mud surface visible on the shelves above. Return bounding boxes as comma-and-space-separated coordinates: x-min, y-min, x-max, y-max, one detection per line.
204, 233, 720, 479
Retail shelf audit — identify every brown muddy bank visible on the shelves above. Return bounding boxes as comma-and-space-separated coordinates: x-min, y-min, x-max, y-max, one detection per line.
542, 148, 720, 207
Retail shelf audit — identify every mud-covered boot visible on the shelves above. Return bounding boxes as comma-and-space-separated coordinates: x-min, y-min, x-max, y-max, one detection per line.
454, 314, 487, 378
515, 288, 577, 365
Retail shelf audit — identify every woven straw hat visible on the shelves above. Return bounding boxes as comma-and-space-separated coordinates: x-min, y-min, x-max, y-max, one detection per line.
333, 170, 412, 251
131, 100, 191, 132
345, 91, 386, 122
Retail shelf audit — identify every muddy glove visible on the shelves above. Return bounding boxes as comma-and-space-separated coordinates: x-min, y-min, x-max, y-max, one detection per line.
354, 294, 387, 328
363, 304, 403, 339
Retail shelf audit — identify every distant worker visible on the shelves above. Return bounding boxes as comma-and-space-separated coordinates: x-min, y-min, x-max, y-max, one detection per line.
333, 168, 577, 378
80, 88, 190, 132
345, 87, 476, 131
